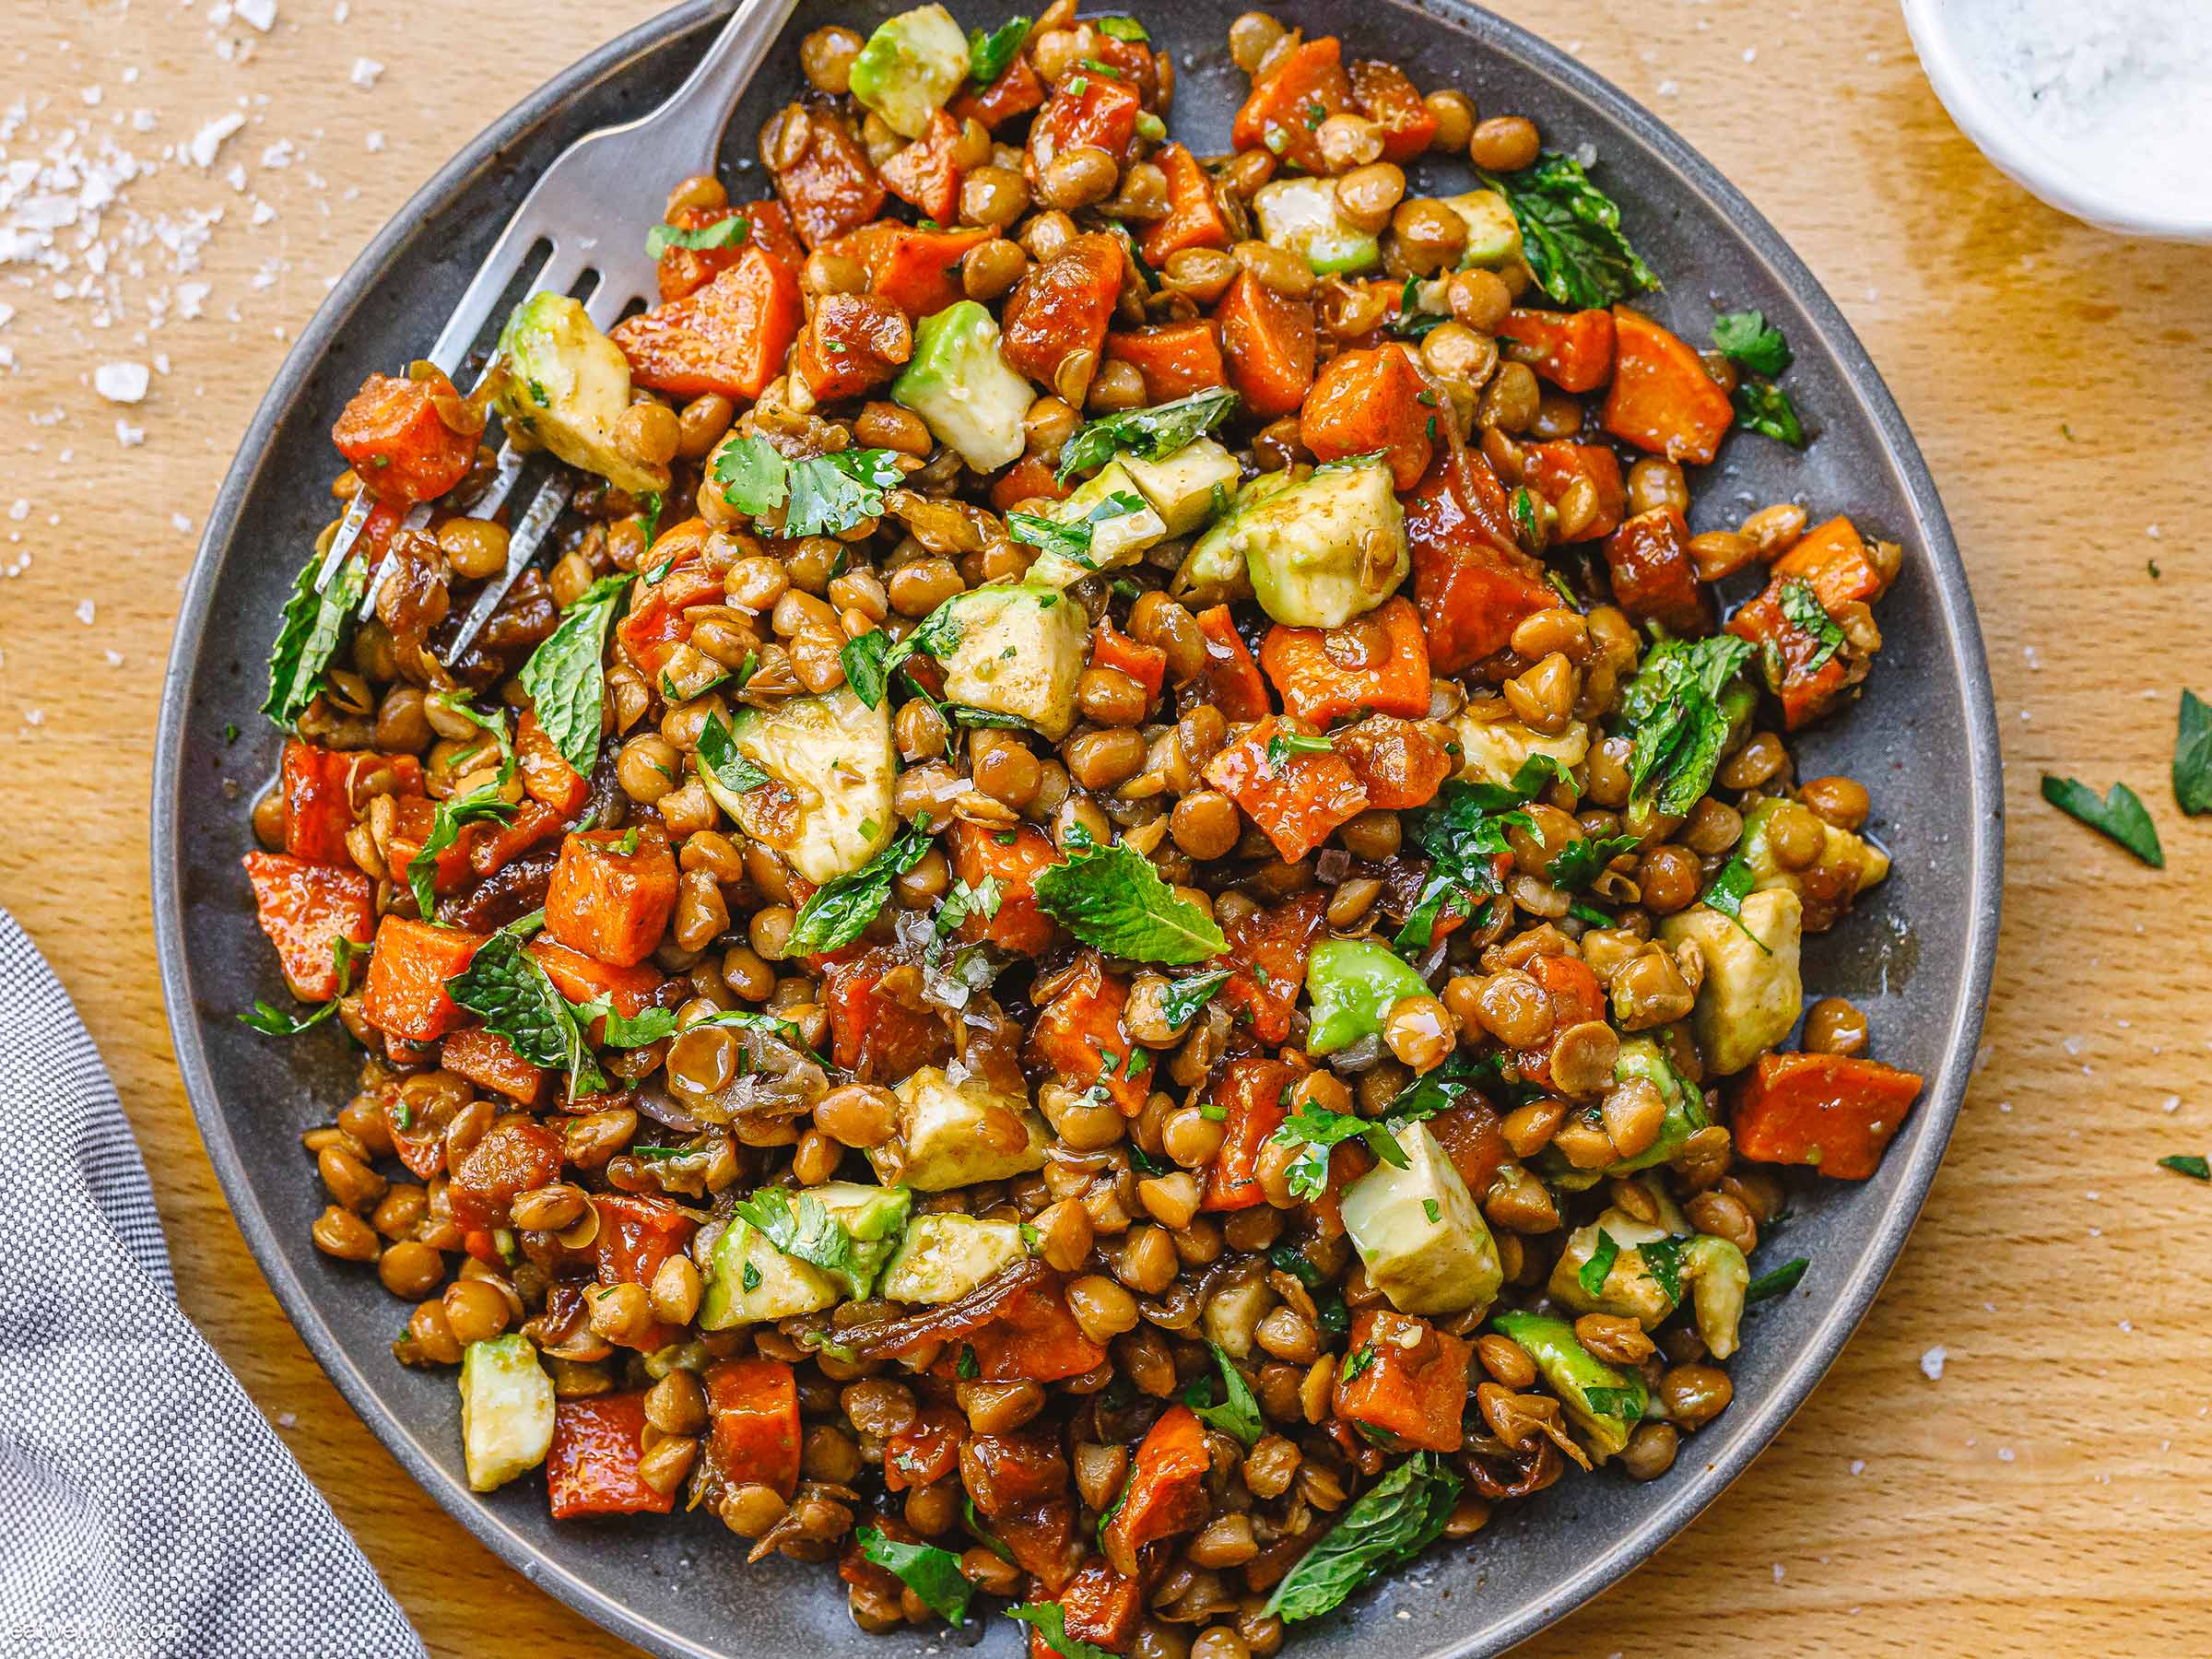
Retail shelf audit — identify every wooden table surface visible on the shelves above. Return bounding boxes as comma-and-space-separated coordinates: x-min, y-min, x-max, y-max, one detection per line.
4, 0, 2208, 1653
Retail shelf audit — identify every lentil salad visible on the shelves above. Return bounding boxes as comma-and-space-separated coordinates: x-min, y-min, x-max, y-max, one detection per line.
240, 5, 1930, 1652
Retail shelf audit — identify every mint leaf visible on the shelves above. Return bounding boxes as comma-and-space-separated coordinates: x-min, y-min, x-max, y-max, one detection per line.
1639, 1234, 1688, 1303
2175, 689, 2210, 816
1776, 576, 1844, 669
697, 711, 771, 795
1157, 967, 1232, 1030
1182, 1342, 1263, 1448
645, 214, 749, 261
1745, 1254, 1809, 1302
1545, 831, 1640, 891
1699, 851, 1771, 953
841, 629, 894, 710
2041, 774, 2163, 867
1578, 1228, 1622, 1297
787, 827, 935, 954
1712, 309, 1791, 378
1055, 387, 1240, 483
238, 937, 366, 1036
1583, 1385, 1646, 1420
447, 924, 605, 1094
968, 17, 1030, 84
1261, 1453, 1462, 1623
406, 780, 517, 923
263, 552, 366, 728
1616, 633, 1754, 816
1484, 153, 1656, 310
1032, 832, 1226, 964
519, 571, 630, 772
1008, 1603, 1116, 1659
856, 1527, 971, 1627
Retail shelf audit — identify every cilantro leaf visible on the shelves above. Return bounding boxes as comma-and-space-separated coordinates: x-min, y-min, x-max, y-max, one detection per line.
1008, 1604, 1116, 1659
2175, 689, 2210, 816
712, 434, 789, 517
519, 571, 631, 772
2041, 774, 2164, 867
1712, 309, 1792, 378
569, 996, 677, 1050
1776, 577, 1844, 670
1616, 633, 1754, 816
730, 1185, 895, 1300
1182, 1342, 1264, 1447
696, 711, 771, 796
1260, 1453, 1462, 1623
968, 17, 1031, 84
1266, 729, 1335, 771
1032, 831, 1227, 964
784, 449, 903, 538
841, 629, 894, 710
1006, 489, 1148, 570
1578, 1228, 1622, 1296
855, 1527, 971, 1626
1545, 830, 1640, 891
787, 826, 935, 953
644, 213, 749, 261
263, 551, 366, 728
1054, 387, 1240, 483
447, 924, 605, 1095
1745, 1254, 1810, 1302
1733, 375, 1805, 445
1484, 153, 1657, 310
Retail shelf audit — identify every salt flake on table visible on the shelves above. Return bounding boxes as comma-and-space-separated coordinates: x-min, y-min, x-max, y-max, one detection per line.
236, 0, 278, 29
74, 601, 95, 626
115, 418, 144, 448
365, 130, 384, 151
350, 57, 383, 89
187, 111, 245, 168
1920, 1345, 1947, 1380
94, 361, 149, 404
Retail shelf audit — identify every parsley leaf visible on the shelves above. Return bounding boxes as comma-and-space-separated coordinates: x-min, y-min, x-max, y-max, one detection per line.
1484, 153, 1657, 310
1261, 1453, 1462, 1623
644, 214, 749, 261
569, 997, 677, 1050
787, 826, 935, 953
1157, 967, 1233, 1030
696, 711, 771, 796
1745, 1254, 1810, 1302
1182, 1342, 1264, 1447
1712, 309, 1792, 378
263, 552, 366, 727
519, 571, 631, 772
1776, 577, 1844, 669
447, 924, 605, 1095
968, 17, 1031, 84
2041, 774, 2164, 867
1545, 830, 1640, 891
1615, 633, 1754, 816
1008, 1604, 1116, 1659
1032, 830, 1227, 964
730, 1185, 895, 1300
856, 1527, 971, 1626
1266, 729, 1335, 771
1733, 375, 1805, 445
1271, 1103, 1400, 1201
2175, 689, 2211, 816
1578, 1228, 1622, 1297
1054, 387, 1240, 483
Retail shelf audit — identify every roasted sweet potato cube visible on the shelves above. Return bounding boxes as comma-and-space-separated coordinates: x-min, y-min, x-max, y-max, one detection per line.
544, 827, 678, 968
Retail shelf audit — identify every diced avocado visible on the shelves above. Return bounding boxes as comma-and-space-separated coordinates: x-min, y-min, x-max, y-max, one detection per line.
1194, 461, 1408, 629
1449, 712, 1591, 788
1026, 460, 1168, 588
1305, 938, 1430, 1055
1738, 797, 1891, 923
1341, 1124, 1502, 1318
697, 1182, 913, 1329
1683, 1235, 1748, 1360
923, 582, 1088, 739
1608, 1036, 1708, 1173
1252, 177, 1381, 276
1437, 190, 1524, 270
1547, 1207, 1680, 1327
1120, 437, 1241, 537
1173, 472, 1290, 604
1490, 1308, 1643, 1461
891, 301, 1032, 472
846, 4, 970, 138
1657, 888, 1805, 1076
493, 293, 669, 496
710, 688, 896, 885
879, 1213, 1028, 1304
1201, 1276, 1276, 1360
869, 1065, 1052, 1191
458, 1334, 555, 1493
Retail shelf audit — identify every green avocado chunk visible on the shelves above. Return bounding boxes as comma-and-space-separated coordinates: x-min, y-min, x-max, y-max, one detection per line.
459, 1334, 555, 1492
847, 4, 971, 137
1304, 938, 1430, 1055
892, 301, 1033, 472
1191, 460, 1408, 628
1490, 1309, 1644, 1461
492, 292, 668, 496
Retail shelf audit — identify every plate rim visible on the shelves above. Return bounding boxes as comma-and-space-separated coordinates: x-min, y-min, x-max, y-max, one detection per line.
150, 3, 2004, 1655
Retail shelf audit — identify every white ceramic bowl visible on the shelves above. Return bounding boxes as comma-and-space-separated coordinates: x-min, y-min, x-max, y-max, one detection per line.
1900, 0, 2212, 241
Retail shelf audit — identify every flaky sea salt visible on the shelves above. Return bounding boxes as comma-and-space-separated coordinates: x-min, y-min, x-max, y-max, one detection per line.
188, 111, 246, 169
350, 57, 383, 89
1920, 1346, 1947, 1381
236, 0, 279, 29
93, 361, 149, 403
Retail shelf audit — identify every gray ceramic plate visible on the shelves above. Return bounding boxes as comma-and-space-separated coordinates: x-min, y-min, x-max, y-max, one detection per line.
151, 2, 2002, 1654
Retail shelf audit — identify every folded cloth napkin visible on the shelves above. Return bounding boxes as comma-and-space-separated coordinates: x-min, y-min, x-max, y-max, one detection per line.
0, 910, 427, 1659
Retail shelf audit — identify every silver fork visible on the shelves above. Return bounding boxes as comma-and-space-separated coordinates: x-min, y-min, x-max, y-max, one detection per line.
312, 0, 798, 656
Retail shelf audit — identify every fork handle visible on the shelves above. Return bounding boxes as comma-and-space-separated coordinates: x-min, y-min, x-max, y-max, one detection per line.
652, 0, 806, 178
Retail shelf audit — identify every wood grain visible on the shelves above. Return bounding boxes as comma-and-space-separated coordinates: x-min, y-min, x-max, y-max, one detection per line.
2, 1, 2208, 1654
